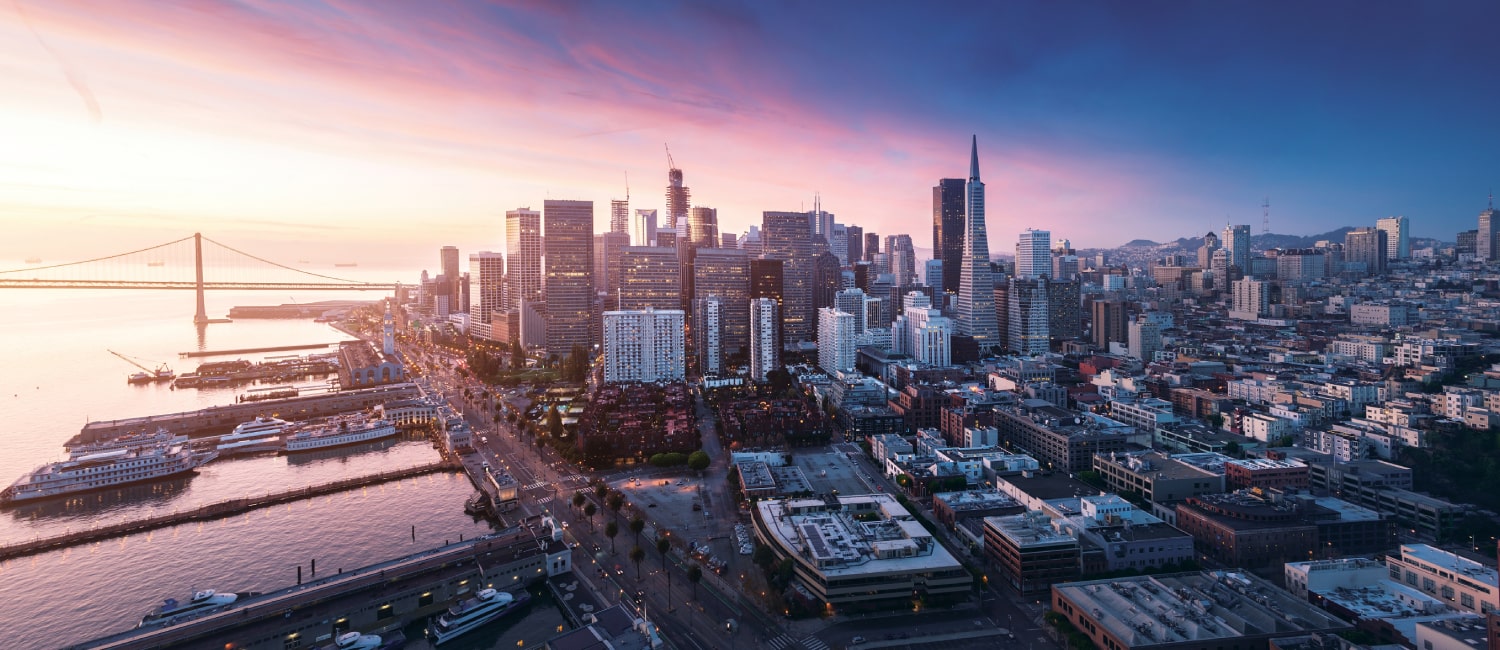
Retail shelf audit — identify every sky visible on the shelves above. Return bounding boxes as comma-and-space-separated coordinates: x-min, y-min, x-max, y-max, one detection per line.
1, 0, 1497, 273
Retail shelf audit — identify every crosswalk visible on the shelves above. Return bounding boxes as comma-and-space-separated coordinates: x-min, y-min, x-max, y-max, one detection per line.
801, 635, 830, 650
533, 495, 554, 505
524, 480, 549, 490
765, 635, 797, 649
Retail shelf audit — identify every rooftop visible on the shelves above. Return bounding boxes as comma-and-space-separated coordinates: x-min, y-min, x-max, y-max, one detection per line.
934, 489, 1022, 511
984, 511, 1077, 548
1399, 544, 1499, 589
1053, 571, 1349, 646
755, 494, 963, 577
1228, 458, 1308, 471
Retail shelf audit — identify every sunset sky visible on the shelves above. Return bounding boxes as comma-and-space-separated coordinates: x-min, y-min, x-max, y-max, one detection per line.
2, 0, 1497, 273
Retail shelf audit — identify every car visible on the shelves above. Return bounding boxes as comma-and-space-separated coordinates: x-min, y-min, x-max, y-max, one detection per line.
648, 503, 657, 508
692, 503, 702, 511
851, 637, 865, 645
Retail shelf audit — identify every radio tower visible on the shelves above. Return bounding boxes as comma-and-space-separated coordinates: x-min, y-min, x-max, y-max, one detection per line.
1262, 196, 1270, 235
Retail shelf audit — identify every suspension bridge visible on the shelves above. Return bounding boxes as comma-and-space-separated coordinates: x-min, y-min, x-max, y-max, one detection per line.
0, 233, 400, 323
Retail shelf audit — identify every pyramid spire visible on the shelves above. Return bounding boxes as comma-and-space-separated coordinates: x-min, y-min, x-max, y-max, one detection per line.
969, 135, 980, 181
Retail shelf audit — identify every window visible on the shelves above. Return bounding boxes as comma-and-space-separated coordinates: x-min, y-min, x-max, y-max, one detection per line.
1462, 594, 1475, 609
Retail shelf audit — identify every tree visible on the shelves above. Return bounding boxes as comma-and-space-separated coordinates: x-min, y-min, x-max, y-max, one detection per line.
594, 482, 609, 501
629, 516, 645, 547
686, 565, 702, 599
572, 492, 586, 510
629, 545, 646, 580
752, 544, 775, 569
607, 492, 624, 521
548, 406, 564, 439
605, 521, 619, 555
584, 502, 597, 531
687, 450, 711, 472
656, 536, 672, 571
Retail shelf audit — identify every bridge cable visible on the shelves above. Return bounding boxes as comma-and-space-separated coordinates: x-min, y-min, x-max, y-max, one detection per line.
0, 235, 196, 275
200, 235, 385, 285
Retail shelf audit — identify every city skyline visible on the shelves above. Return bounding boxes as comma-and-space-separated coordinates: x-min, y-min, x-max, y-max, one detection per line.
3, 1, 1498, 268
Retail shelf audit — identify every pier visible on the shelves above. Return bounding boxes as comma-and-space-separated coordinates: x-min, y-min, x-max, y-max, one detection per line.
180, 342, 337, 357
71, 382, 420, 444
71, 527, 571, 650
0, 461, 458, 561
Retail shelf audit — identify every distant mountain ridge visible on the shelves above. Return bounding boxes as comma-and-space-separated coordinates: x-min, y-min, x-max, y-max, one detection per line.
1110, 227, 1447, 253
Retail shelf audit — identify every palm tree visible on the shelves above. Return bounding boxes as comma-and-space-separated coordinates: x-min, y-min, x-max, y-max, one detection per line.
656, 536, 671, 571
629, 516, 645, 547
629, 545, 646, 580
584, 502, 597, 531
593, 483, 608, 502
607, 492, 624, 521
686, 565, 702, 599
605, 521, 619, 555
572, 492, 586, 511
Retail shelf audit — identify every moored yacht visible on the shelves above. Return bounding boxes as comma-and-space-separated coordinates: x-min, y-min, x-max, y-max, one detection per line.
427, 588, 529, 645
2, 442, 216, 505
282, 409, 396, 453
139, 589, 246, 627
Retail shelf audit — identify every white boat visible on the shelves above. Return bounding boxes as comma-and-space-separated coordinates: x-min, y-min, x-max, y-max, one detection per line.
283, 410, 396, 453
139, 589, 242, 627
317, 631, 385, 650
2, 443, 216, 504
216, 436, 283, 456
65, 429, 188, 457
219, 416, 291, 445
427, 588, 528, 645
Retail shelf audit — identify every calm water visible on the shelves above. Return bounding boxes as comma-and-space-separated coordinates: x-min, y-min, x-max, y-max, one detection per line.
0, 285, 563, 649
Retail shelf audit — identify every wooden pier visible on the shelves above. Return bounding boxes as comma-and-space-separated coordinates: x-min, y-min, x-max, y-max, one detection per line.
0, 460, 458, 561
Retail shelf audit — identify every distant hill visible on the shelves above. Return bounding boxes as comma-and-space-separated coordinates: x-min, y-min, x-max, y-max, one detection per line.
1121, 239, 1160, 248
1114, 227, 1367, 253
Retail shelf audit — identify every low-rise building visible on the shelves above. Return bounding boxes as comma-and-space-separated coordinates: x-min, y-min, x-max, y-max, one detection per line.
1387, 544, 1500, 616
932, 489, 1026, 527
1224, 458, 1309, 491
752, 494, 970, 609
1092, 450, 1225, 504
983, 511, 1080, 594
1050, 571, 1350, 649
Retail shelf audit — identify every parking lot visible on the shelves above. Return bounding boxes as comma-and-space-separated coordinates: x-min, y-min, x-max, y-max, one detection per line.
611, 474, 712, 536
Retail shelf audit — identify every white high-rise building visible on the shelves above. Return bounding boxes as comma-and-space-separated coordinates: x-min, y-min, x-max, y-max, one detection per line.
504, 208, 542, 311
891, 291, 951, 366
830, 223, 849, 265
924, 259, 943, 289
749, 298, 780, 383
1016, 229, 1051, 279
1128, 314, 1164, 362
602, 308, 685, 384
1376, 216, 1409, 260
468, 251, 504, 325
631, 208, 658, 247
1230, 278, 1269, 320
817, 308, 858, 373
1006, 277, 1050, 356
955, 136, 1000, 351
695, 297, 723, 377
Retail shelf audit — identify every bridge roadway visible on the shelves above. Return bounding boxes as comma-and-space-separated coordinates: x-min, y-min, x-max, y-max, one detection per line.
0, 279, 399, 291
70, 528, 553, 650
0, 461, 457, 561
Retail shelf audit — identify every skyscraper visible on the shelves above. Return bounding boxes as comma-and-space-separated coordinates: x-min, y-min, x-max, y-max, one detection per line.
610, 198, 630, 235
469, 251, 504, 325
617, 246, 681, 311
1478, 199, 1498, 261
846, 225, 864, 264
1222, 224, 1252, 272
829, 223, 849, 265
687, 207, 719, 250
813, 252, 842, 312
666, 166, 690, 230
1376, 216, 1409, 260
440, 245, 461, 310
693, 248, 750, 355
594, 232, 630, 299
955, 136, 1000, 352
749, 298, 780, 382
761, 211, 816, 345
1006, 277, 1049, 355
892, 292, 952, 367
1128, 314, 1163, 362
1046, 279, 1081, 343
504, 209, 542, 310
885, 234, 916, 286
631, 209, 658, 247
933, 178, 966, 296
1344, 227, 1388, 276
864, 232, 880, 262
1016, 229, 1051, 279
542, 200, 594, 357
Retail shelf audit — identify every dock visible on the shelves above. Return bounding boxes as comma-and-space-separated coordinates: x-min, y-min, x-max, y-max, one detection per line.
71, 383, 420, 445
181, 342, 337, 358
0, 461, 458, 561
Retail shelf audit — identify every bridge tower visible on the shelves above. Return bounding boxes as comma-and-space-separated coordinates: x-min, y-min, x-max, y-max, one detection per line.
193, 232, 208, 324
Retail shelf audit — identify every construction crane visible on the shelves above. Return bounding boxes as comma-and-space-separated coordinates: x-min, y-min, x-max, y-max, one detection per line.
665, 143, 675, 170
108, 350, 175, 384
